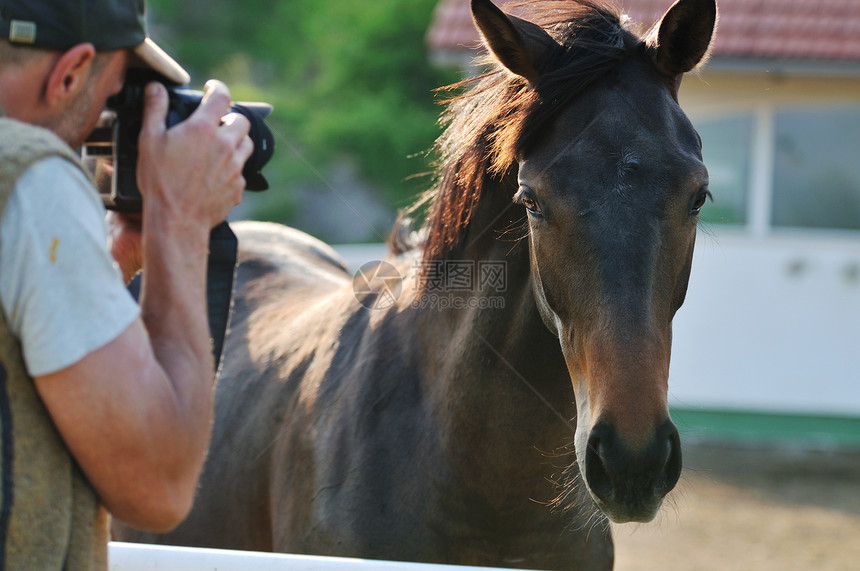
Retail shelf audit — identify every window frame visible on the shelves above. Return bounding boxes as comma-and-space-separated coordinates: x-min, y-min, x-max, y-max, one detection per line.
693, 102, 860, 239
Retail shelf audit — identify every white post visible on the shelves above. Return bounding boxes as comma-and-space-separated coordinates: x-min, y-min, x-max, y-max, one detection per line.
748, 104, 775, 237
108, 543, 534, 571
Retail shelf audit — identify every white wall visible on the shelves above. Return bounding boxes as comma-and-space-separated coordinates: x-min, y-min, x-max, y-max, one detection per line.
670, 230, 860, 415
679, 71, 860, 118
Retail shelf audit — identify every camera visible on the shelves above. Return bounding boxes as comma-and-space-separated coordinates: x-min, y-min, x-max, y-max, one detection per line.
83, 70, 275, 211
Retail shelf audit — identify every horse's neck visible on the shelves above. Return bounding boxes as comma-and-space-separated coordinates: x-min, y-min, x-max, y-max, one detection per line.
418, 176, 576, 484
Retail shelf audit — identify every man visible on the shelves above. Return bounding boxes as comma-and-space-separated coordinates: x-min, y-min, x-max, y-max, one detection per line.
0, 0, 253, 568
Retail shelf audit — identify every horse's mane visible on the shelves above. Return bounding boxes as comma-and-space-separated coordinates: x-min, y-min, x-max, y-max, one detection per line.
392, 0, 644, 262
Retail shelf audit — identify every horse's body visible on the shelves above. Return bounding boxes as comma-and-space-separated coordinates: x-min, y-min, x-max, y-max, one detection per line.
127, 221, 605, 567
116, 1, 717, 568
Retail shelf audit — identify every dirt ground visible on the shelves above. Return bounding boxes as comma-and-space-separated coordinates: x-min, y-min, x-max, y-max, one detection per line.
611, 440, 860, 571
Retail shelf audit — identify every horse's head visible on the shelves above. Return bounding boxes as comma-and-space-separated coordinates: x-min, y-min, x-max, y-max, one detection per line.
472, 0, 716, 523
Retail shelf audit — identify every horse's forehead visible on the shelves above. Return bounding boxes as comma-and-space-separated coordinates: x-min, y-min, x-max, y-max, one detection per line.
567, 81, 685, 155
522, 73, 700, 190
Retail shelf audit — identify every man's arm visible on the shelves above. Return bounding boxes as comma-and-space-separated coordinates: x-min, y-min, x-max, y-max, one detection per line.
34, 80, 252, 532
34, 320, 206, 531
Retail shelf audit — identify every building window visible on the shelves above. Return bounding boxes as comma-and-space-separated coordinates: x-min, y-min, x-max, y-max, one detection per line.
694, 114, 752, 226
772, 105, 860, 231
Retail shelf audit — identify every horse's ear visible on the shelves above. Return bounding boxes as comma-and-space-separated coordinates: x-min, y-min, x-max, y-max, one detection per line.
471, 0, 556, 83
646, 0, 718, 78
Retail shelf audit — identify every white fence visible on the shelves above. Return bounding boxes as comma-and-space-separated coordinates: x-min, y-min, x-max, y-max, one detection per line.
108, 543, 529, 571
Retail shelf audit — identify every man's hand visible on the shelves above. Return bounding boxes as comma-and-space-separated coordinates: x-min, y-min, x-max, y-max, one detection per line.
137, 80, 253, 233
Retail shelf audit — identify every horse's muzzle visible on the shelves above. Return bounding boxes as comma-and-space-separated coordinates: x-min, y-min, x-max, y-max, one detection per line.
583, 418, 682, 523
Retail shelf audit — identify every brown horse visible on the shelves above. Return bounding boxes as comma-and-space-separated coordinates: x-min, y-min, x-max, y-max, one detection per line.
116, 0, 716, 568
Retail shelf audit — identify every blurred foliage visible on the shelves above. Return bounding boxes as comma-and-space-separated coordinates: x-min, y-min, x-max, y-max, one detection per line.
146, 0, 459, 234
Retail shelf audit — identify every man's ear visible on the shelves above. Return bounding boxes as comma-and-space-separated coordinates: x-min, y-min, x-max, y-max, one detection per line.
44, 43, 96, 107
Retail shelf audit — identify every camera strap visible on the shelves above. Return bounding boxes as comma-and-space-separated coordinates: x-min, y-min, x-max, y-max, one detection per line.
205, 221, 238, 373
126, 221, 238, 374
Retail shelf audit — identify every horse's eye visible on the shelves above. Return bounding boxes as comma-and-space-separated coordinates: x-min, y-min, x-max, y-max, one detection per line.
690, 188, 712, 216
515, 186, 542, 215
522, 196, 541, 214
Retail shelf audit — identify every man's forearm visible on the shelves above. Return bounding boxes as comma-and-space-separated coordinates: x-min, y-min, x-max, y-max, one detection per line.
139, 213, 215, 467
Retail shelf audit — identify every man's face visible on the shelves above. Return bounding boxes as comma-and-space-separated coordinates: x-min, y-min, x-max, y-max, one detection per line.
46, 49, 129, 149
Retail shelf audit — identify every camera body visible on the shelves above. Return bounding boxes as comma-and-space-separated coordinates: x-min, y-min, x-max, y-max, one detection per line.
83, 70, 275, 211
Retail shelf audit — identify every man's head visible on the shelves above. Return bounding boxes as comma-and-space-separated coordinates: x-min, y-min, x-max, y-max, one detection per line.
0, 0, 189, 146
0, 0, 189, 85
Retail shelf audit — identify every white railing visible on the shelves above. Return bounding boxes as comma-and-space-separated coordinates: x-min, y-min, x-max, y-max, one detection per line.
108, 542, 529, 571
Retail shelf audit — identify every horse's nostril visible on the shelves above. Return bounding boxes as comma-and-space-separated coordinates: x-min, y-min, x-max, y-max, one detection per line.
656, 424, 682, 496
584, 420, 682, 511
584, 426, 614, 503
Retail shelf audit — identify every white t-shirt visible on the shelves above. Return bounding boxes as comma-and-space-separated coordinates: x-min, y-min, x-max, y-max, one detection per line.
0, 156, 140, 377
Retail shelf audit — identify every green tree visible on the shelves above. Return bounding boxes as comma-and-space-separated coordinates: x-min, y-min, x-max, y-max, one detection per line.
146, 0, 457, 240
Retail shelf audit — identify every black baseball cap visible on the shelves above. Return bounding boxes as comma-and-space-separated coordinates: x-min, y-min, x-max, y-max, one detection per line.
0, 0, 190, 85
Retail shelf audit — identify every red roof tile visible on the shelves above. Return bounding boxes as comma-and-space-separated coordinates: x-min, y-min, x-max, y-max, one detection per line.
427, 0, 860, 62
